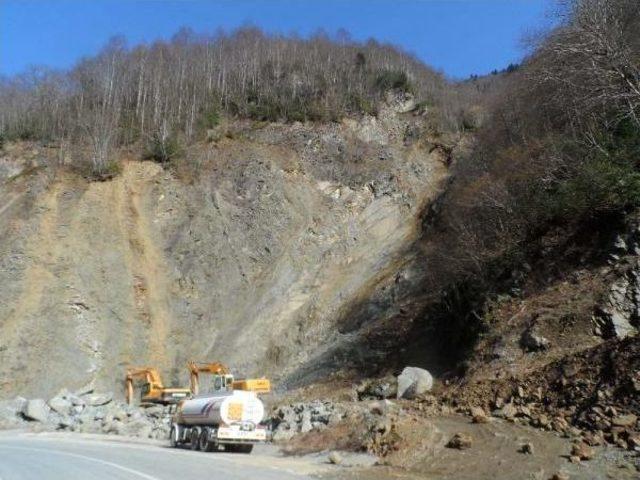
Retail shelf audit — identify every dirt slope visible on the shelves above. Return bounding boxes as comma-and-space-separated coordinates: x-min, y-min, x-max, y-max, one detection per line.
0, 110, 453, 398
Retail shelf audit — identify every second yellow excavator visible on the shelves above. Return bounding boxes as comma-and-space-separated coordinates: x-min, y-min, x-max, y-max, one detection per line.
125, 367, 191, 405
187, 361, 271, 396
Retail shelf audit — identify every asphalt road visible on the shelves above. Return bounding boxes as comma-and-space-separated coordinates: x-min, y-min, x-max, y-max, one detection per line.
0, 432, 320, 480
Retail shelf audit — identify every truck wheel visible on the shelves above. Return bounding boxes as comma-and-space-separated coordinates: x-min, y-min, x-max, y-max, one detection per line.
170, 425, 180, 448
190, 428, 200, 451
199, 428, 215, 452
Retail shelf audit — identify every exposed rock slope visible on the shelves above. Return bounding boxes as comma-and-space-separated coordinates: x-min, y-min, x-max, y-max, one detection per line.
0, 110, 452, 398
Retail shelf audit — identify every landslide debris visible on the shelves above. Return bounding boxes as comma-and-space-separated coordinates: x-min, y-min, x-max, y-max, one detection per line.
0, 387, 172, 440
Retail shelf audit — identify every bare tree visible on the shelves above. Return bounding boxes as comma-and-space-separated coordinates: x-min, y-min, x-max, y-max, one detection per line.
80, 110, 118, 176
0, 27, 453, 152
527, 0, 640, 127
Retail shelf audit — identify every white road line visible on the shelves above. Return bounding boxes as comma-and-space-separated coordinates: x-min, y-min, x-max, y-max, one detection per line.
0, 445, 162, 480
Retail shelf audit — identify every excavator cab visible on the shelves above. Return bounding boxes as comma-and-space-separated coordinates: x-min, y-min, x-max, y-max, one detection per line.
211, 374, 235, 393
187, 360, 271, 396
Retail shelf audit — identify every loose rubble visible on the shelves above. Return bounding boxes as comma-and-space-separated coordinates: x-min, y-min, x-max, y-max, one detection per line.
0, 388, 172, 439
470, 406, 489, 424
570, 442, 594, 461
446, 432, 473, 450
356, 375, 397, 400
520, 442, 534, 455
441, 335, 640, 462
271, 396, 403, 458
270, 400, 343, 441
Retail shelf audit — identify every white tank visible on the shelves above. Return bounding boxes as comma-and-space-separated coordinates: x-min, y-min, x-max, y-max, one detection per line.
175, 390, 265, 426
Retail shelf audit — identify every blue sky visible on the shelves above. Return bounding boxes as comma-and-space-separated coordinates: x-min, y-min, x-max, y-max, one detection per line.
1, 0, 556, 79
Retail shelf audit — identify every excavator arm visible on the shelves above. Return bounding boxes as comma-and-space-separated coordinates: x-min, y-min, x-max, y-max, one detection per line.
125, 367, 162, 404
125, 367, 189, 405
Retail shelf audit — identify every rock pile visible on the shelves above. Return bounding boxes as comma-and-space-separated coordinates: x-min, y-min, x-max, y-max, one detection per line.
446, 335, 640, 457
270, 400, 343, 441
273, 397, 404, 460
356, 375, 397, 400
360, 404, 402, 457
356, 367, 433, 401
0, 388, 172, 440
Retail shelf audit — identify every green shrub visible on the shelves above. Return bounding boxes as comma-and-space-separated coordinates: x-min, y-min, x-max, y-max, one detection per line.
14, 125, 37, 141
546, 121, 640, 219
414, 100, 432, 111
374, 70, 413, 93
97, 159, 122, 179
607, 118, 640, 160
248, 100, 281, 122
145, 128, 181, 164
246, 93, 328, 123
550, 157, 640, 219
0, 131, 5, 150
348, 93, 377, 116
200, 104, 221, 130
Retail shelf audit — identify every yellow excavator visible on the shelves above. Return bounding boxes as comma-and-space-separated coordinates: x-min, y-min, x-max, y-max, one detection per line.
187, 361, 271, 396
125, 367, 191, 405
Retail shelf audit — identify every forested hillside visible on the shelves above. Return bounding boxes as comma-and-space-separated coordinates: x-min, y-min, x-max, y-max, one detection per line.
414, 0, 640, 356
0, 28, 470, 177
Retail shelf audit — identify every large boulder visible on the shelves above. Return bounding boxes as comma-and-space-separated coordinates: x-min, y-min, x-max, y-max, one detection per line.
22, 399, 50, 423
74, 382, 95, 397
396, 367, 433, 399
84, 392, 113, 407
102, 420, 120, 434
0, 398, 25, 427
12, 396, 28, 413
105, 403, 129, 421
77, 409, 100, 426
48, 395, 73, 416
54, 388, 86, 408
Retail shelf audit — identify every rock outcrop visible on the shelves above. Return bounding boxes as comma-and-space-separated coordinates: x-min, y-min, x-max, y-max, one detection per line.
0, 111, 453, 398
595, 231, 640, 338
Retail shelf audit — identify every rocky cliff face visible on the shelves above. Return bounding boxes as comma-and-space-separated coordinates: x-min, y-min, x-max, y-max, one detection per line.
0, 107, 452, 398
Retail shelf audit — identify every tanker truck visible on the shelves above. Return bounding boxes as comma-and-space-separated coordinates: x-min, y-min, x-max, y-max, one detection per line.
170, 389, 269, 453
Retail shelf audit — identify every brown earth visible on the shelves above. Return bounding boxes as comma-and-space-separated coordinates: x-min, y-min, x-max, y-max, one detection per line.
270, 241, 640, 479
